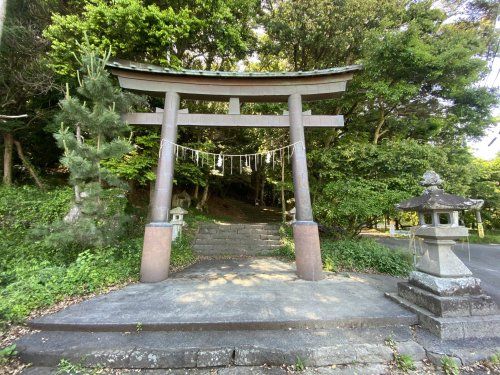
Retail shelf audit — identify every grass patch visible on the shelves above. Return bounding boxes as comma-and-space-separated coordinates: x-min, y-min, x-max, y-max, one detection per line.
467, 229, 500, 244
441, 356, 460, 375
322, 239, 413, 276
394, 353, 416, 372
0, 186, 201, 329
274, 225, 295, 260
277, 225, 413, 277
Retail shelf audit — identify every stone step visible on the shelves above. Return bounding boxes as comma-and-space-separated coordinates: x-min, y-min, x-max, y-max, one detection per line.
193, 245, 281, 255
17, 326, 413, 369
194, 222, 281, 256
193, 248, 279, 256
199, 223, 280, 227
198, 225, 280, 232
386, 292, 500, 340
196, 233, 281, 242
197, 228, 280, 235
196, 232, 281, 240
194, 239, 281, 246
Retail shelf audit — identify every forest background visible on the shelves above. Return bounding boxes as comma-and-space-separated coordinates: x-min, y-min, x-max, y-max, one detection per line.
0, 0, 499, 327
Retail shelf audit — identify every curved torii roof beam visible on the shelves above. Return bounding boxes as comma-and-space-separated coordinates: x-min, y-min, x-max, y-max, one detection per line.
108, 59, 361, 103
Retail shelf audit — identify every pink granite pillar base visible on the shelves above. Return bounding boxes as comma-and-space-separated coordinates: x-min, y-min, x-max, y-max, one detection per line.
140, 223, 172, 283
293, 221, 324, 281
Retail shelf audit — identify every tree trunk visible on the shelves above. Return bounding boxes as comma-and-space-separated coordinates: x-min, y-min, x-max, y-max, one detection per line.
373, 108, 386, 145
254, 173, 260, 205
3, 132, 13, 186
0, 0, 7, 47
74, 124, 83, 203
197, 179, 209, 210
194, 184, 199, 200
260, 176, 265, 206
14, 140, 44, 189
281, 154, 286, 223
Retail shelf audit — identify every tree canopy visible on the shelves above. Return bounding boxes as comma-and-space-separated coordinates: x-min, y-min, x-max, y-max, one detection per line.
0, 0, 498, 233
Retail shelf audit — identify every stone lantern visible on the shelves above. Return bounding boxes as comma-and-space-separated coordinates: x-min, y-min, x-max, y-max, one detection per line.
386, 171, 499, 340
288, 207, 296, 224
170, 206, 188, 241
398, 171, 482, 278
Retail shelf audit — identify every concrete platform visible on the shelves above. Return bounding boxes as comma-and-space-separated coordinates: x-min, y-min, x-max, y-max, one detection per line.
17, 259, 500, 371
29, 259, 417, 332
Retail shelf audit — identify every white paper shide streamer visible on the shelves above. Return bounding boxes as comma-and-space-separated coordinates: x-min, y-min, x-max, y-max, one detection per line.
160, 140, 303, 176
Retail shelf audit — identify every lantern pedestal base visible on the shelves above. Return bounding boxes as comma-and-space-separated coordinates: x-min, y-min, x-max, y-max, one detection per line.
416, 235, 472, 278
386, 270, 500, 340
140, 223, 172, 283
293, 221, 323, 281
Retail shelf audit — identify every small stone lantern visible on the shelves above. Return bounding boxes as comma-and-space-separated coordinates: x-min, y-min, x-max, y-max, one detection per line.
386, 171, 499, 340
287, 207, 296, 224
170, 206, 188, 241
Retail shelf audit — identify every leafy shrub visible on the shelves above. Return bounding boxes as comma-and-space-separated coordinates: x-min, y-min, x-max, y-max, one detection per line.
276, 227, 412, 276
170, 234, 197, 270
322, 239, 413, 276
314, 179, 408, 238
37, 186, 135, 249
491, 352, 500, 365
0, 186, 198, 327
0, 186, 72, 230
441, 356, 460, 375
0, 239, 141, 325
0, 344, 17, 365
274, 225, 295, 260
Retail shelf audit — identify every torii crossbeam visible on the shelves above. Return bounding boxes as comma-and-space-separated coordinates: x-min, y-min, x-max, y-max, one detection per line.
109, 59, 361, 283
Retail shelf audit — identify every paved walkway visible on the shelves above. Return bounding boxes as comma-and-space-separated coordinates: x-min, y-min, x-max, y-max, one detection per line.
31, 258, 416, 331
19, 259, 500, 371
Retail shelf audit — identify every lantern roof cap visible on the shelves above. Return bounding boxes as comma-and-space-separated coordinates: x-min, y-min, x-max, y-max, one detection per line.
170, 207, 188, 214
396, 171, 484, 212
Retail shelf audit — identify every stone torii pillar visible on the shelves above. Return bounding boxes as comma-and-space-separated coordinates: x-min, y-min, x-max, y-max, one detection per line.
288, 94, 323, 281
140, 92, 179, 282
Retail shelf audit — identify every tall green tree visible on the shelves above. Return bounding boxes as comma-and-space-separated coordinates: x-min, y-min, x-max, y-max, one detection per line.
44, 0, 259, 73
260, 0, 497, 145
0, 0, 65, 187
52, 40, 142, 246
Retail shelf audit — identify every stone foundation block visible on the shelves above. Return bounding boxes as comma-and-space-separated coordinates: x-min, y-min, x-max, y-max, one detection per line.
409, 271, 482, 296
293, 221, 323, 281
397, 282, 496, 318
140, 223, 172, 283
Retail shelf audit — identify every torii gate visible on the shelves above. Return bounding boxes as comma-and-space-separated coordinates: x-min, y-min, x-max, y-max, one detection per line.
109, 60, 361, 283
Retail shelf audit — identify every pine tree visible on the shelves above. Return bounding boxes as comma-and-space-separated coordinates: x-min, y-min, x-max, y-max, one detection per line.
51, 38, 142, 247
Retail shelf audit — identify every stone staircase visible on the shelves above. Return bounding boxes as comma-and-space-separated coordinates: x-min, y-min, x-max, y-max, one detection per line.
193, 222, 281, 256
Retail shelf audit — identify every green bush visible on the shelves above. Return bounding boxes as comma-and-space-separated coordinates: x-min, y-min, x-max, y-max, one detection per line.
0, 186, 199, 327
274, 225, 295, 260
276, 227, 412, 277
0, 186, 72, 230
170, 234, 197, 270
322, 239, 413, 276
0, 239, 141, 325
314, 179, 408, 238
